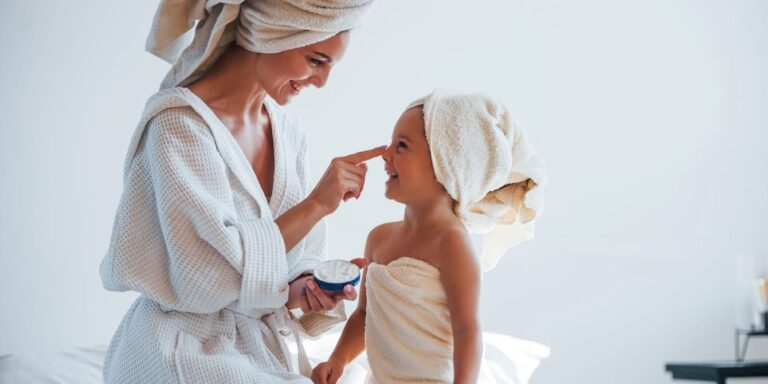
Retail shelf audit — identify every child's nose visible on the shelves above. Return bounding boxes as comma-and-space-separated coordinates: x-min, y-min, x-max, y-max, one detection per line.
381, 146, 392, 161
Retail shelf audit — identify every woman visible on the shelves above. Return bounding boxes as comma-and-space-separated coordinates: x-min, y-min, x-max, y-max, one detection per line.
99, 0, 378, 382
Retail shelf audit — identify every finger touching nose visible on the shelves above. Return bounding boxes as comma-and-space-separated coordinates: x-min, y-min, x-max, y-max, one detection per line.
342, 146, 388, 165
381, 145, 393, 161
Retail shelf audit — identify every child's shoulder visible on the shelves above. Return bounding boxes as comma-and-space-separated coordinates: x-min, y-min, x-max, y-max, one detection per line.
366, 221, 401, 244
363, 221, 401, 262
431, 224, 477, 270
432, 221, 471, 246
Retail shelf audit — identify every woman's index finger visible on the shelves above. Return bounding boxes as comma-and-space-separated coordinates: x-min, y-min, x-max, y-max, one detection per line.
340, 146, 387, 165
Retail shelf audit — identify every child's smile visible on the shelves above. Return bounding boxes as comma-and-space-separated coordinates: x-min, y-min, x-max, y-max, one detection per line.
382, 107, 426, 201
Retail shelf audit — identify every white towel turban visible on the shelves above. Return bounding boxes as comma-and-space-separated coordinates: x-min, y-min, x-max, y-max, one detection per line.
408, 90, 547, 271
146, 0, 374, 89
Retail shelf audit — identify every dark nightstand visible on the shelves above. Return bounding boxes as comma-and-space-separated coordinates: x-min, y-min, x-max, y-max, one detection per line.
665, 361, 768, 383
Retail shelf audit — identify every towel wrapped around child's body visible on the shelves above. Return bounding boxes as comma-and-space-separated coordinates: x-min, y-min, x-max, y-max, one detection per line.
364, 257, 498, 383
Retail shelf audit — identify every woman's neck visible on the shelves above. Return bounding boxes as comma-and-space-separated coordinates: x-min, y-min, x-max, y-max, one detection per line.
188, 45, 268, 123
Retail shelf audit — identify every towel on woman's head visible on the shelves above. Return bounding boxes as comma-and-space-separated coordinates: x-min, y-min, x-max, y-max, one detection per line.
408, 90, 546, 271
146, 0, 374, 89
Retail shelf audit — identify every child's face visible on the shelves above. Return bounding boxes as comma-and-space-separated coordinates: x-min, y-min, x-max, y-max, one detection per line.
381, 107, 444, 203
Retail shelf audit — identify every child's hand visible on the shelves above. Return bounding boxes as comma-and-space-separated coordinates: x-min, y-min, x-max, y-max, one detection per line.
311, 358, 345, 384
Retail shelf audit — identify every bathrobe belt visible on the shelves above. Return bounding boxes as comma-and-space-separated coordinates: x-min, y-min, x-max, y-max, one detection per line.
225, 303, 312, 376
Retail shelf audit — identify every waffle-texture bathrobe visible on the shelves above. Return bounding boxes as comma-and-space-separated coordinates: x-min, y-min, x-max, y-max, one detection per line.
99, 87, 343, 383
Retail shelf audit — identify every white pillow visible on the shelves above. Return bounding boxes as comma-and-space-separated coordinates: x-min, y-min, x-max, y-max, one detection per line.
299, 331, 550, 384
481, 332, 551, 383
0, 346, 106, 384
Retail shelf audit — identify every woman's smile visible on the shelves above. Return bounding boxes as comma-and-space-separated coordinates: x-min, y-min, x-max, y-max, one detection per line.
289, 80, 303, 96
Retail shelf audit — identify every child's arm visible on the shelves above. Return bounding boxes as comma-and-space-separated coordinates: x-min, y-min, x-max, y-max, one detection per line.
311, 225, 383, 384
437, 230, 483, 384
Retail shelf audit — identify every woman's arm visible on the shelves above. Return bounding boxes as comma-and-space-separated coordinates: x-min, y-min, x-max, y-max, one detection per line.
102, 109, 382, 314
279, 147, 385, 314
276, 147, 385, 254
274, 198, 327, 254
437, 230, 483, 384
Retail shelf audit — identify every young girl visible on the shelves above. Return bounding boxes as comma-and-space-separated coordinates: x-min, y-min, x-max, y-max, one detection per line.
311, 90, 546, 384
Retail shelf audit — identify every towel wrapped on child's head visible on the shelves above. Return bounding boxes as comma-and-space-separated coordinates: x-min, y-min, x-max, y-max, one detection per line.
408, 90, 547, 271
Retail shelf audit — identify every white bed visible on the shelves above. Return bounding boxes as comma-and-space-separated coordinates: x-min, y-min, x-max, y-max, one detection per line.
0, 332, 549, 384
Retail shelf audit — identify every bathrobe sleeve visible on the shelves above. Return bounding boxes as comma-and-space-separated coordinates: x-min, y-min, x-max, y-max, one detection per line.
101, 107, 290, 313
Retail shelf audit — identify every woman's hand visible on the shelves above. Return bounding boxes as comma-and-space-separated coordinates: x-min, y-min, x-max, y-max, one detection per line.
287, 258, 368, 313
286, 275, 313, 312
276, 146, 384, 253
308, 146, 386, 215
311, 357, 346, 384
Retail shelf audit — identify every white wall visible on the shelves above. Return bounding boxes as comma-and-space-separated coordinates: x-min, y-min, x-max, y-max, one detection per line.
1, 1, 767, 383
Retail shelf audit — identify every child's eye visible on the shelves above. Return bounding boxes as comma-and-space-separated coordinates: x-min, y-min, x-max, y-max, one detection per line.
396, 141, 407, 151
308, 57, 323, 66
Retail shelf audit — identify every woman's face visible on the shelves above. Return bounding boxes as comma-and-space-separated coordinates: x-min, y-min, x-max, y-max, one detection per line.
255, 32, 350, 105
382, 107, 445, 204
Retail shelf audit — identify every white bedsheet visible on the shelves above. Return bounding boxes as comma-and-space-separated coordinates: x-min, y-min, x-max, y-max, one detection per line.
0, 332, 549, 384
0, 346, 105, 384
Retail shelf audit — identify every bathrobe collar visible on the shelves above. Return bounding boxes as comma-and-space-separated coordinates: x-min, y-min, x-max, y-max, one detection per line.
124, 87, 289, 218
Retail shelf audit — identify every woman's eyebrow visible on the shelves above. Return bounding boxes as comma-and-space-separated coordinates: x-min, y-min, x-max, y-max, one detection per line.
313, 51, 333, 63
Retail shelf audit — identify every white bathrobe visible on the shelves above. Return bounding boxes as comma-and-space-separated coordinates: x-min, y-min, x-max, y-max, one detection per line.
99, 87, 343, 383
